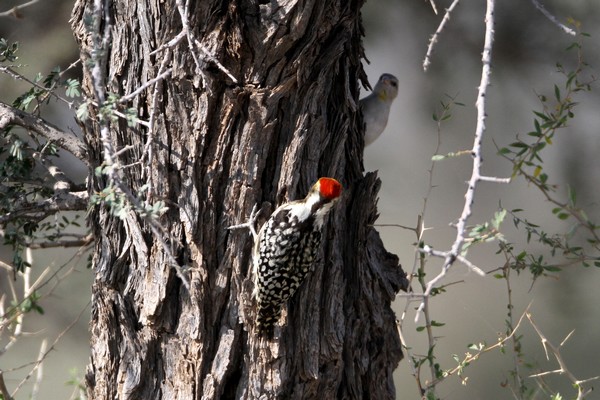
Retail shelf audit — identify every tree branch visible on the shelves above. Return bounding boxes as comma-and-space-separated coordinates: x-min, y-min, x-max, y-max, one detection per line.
423, 0, 460, 72
530, 0, 576, 36
0, 0, 39, 18
0, 190, 88, 225
0, 101, 88, 164
527, 313, 598, 399
23, 234, 93, 249
417, 0, 502, 317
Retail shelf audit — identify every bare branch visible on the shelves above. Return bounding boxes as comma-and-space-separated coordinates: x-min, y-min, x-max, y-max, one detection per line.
10, 302, 90, 397
478, 175, 511, 183
143, 48, 174, 202
0, 0, 40, 18
530, 0, 576, 36
150, 0, 238, 85
423, 307, 530, 391
0, 66, 75, 109
193, 38, 239, 84
30, 339, 47, 400
119, 68, 173, 103
527, 313, 598, 399
32, 150, 74, 192
25, 235, 93, 249
0, 371, 12, 400
417, 0, 497, 317
85, 0, 191, 291
0, 190, 88, 225
428, 0, 438, 15
423, 0, 460, 72
0, 101, 88, 163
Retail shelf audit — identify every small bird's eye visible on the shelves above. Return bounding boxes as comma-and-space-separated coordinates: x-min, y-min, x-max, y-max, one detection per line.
390, 81, 398, 88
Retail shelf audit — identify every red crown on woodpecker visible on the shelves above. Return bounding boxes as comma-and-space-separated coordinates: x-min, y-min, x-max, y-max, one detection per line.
316, 177, 342, 201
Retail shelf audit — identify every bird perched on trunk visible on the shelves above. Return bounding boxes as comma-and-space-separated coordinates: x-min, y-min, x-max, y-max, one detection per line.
251, 177, 342, 335
360, 73, 399, 146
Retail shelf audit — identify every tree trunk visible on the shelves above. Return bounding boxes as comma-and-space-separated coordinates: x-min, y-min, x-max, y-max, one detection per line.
71, 0, 407, 399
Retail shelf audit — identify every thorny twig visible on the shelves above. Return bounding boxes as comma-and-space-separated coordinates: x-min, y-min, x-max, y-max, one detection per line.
0, 101, 88, 163
88, 0, 190, 290
30, 339, 47, 400
530, 0, 576, 36
423, 0, 460, 72
396, 94, 452, 398
0, 0, 40, 18
0, 65, 79, 109
527, 313, 599, 400
9, 302, 90, 397
153, 0, 238, 84
118, 68, 173, 103
142, 49, 174, 202
416, 0, 511, 320
423, 306, 530, 392
428, 0, 438, 15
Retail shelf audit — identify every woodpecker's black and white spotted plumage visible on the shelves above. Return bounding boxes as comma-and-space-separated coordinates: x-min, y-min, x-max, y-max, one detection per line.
253, 177, 342, 333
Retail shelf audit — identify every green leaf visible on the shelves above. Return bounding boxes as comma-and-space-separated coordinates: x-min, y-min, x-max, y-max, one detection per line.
431, 154, 446, 161
76, 102, 89, 121
544, 266, 562, 272
492, 209, 507, 229
567, 185, 576, 207
534, 119, 541, 134
65, 79, 81, 97
509, 141, 528, 148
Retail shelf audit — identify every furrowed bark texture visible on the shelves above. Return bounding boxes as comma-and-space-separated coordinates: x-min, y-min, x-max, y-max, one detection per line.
71, 0, 408, 399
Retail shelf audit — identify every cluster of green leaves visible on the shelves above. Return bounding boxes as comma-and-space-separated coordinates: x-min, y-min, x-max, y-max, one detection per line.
493, 37, 598, 399
90, 165, 168, 221
0, 39, 83, 272
12, 66, 80, 111
65, 368, 87, 400
463, 209, 507, 253
411, 36, 598, 400
0, 38, 18, 62
498, 39, 599, 280
8, 291, 44, 317
76, 92, 139, 127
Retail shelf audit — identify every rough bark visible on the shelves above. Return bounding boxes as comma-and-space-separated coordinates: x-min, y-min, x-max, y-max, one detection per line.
71, 0, 407, 399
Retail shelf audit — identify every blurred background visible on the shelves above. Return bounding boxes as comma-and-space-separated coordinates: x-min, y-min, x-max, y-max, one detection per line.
1, 0, 599, 399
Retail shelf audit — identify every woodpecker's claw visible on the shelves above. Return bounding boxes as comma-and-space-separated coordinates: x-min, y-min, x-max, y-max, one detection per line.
228, 203, 260, 241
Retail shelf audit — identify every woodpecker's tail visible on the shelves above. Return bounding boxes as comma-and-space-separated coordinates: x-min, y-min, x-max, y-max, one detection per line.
256, 304, 281, 338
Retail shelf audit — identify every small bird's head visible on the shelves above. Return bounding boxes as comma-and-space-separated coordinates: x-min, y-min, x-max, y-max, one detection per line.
315, 177, 342, 202
374, 73, 399, 102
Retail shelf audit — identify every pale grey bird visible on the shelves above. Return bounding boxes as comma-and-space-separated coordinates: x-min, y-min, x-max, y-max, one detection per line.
359, 73, 399, 146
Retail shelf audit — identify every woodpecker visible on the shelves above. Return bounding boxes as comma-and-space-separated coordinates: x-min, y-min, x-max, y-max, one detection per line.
253, 177, 342, 334
360, 73, 399, 146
